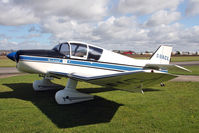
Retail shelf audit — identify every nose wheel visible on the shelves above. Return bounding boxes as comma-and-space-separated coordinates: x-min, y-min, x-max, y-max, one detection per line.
55, 78, 94, 104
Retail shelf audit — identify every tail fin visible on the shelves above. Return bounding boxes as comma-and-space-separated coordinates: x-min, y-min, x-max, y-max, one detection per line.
150, 45, 172, 64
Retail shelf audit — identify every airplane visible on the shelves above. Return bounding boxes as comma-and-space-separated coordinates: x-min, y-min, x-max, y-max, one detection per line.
7, 41, 190, 104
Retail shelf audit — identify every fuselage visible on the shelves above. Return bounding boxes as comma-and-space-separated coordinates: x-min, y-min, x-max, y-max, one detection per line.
10, 41, 151, 76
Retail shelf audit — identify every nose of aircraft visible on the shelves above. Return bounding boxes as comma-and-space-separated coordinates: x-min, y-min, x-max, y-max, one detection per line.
7, 52, 18, 61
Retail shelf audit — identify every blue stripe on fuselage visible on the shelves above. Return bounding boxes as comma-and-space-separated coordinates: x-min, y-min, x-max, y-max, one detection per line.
19, 55, 142, 71
68, 60, 141, 71
20, 56, 63, 63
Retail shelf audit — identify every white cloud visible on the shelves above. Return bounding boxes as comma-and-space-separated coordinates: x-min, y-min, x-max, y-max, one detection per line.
0, 0, 109, 26
148, 23, 182, 43
0, 38, 18, 50
40, 16, 151, 50
93, 16, 149, 42
0, 3, 39, 25
93, 17, 199, 51
18, 33, 41, 39
186, 0, 199, 16
13, 0, 109, 20
179, 26, 199, 44
41, 16, 96, 41
1, 0, 9, 4
117, 0, 182, 15
147, 23, 199, 51
0, 38, 49, 50
145, 10, 181, 26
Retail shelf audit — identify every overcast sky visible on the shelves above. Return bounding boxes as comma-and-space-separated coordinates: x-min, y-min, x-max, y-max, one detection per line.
0, 0, 199, 52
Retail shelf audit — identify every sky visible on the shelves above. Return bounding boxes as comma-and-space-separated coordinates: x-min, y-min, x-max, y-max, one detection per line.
0, 0, 199, 52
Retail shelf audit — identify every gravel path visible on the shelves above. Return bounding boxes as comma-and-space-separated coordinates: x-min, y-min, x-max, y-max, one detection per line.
170, 75, 199, 82
0, 67, 24, 78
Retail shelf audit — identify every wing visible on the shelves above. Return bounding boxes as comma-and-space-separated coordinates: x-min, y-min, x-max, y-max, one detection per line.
87, 71, 177, 91
48, 70, 177, 91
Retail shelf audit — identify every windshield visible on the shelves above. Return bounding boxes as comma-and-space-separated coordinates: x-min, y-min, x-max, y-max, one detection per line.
52, 44, 61, 52
60, 43, 70, 56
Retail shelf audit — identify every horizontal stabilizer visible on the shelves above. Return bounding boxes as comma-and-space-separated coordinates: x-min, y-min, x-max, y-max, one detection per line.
144, 64, 191, 72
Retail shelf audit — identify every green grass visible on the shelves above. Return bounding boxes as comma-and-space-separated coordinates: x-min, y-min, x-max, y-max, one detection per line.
0, 58, 16, 67
170, 56, 199, 62
169, 65, 199, 75
133, 56, 150, 59
0, 74, 199, 132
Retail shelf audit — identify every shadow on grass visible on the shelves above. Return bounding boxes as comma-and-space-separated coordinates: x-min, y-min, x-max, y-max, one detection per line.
142, 88, 162, 92
1, 83, 122, 128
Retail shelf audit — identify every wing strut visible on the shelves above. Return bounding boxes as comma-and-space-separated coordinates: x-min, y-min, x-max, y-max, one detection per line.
55, 78, 94, 104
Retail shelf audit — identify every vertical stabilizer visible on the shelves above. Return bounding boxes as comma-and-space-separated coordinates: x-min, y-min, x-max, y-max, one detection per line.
150, 45, 172, 64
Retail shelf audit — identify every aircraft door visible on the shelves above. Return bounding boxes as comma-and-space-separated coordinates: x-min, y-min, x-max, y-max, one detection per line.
70, 43, 88, 59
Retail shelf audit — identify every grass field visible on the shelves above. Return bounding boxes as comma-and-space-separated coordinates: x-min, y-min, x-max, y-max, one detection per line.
0, 74, 199, 132
170, 56, 199, 62
0, 58, 15, 67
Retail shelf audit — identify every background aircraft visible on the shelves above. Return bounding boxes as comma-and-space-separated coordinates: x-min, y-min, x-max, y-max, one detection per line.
7, 41, 189, 104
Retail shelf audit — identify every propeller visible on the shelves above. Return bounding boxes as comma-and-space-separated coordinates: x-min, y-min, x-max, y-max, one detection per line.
7, 51, 19, 62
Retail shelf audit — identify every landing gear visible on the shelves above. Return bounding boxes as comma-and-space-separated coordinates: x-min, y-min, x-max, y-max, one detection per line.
33, 76, 61, 91
55, 78, 94, 104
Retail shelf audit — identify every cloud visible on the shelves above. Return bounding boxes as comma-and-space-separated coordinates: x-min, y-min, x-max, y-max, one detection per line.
17, 33, 41, 40
0, 0, 109, 26
0, 38, 18, 50
13, 0, 109, 21
41, 16, 149, 48
93, 17, 199, 51
145, 10, 181, 26
41, 16, 96, 42
179, 26, 199, 44
186, 0, 199, 16
93, 16, 148, 42
147, 23, 199, 51
0, 2, 39, 25
116, 0, 182, 15
0, 38, 49, 50
148, 23, 182, 43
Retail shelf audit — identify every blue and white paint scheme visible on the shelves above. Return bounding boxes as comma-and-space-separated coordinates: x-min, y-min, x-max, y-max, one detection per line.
7, 41, 189, 104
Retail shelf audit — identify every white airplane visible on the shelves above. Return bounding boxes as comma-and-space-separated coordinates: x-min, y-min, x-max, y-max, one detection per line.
7, 41, 189, 104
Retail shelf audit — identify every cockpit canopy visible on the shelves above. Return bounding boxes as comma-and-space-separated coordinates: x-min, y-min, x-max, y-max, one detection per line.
52, 42, 103, 61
